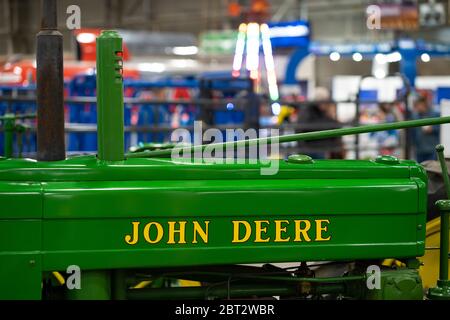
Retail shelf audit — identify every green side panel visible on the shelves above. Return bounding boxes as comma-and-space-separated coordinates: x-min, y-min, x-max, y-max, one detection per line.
0, 220, 42, 299
41, 179, 425, 271
42, 179, 421, 217
0, 182, 42, 219
0, 182, 42, 299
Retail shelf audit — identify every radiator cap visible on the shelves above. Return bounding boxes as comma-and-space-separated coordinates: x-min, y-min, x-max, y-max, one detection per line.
287, 154, 314, 164
375, 155, 400, 164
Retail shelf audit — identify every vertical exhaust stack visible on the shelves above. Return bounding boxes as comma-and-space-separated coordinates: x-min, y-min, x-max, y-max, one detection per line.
96, 31, 125, 161
36, 0, 65, 161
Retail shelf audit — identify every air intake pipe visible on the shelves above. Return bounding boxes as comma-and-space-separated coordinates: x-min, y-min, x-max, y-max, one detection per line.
96, 30, 125, 161
36, 0, 65, 161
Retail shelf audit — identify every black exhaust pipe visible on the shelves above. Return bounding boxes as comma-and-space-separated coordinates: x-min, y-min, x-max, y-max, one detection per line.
36, 0, 65, 161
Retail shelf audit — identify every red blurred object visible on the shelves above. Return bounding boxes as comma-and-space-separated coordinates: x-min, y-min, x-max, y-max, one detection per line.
171, 87, 191, 114
228, 1, 242, 17
375, 3, 419, 31
416, 90, 433, 105
251, 0, 270, 14
248, 0, 270, 22
73, 29, 131, 61
0, 59, 139, 86
173, 87, 191, 100
0, 60, 36, 85
0, 29, 139, 86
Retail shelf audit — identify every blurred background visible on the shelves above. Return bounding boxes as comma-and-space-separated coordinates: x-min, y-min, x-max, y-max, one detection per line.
1, 0, 450, 161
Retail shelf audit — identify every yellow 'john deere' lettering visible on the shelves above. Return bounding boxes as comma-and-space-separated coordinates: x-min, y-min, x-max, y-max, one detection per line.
232, 219, 331, 243
124, 218, 331, 245
143, 222, 163, 244
124, 220, 210, 245
232, 221, 251, 243
274, 220, 290, 242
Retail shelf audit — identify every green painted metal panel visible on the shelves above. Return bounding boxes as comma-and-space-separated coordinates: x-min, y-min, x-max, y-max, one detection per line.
42, 242, 420, 272
0, 253, 42, 299
42, 179, 420, 218
0, 182, 42, 298
0, 182, 42, 219
0, 220, 42, 299
0, 220, 42, 251
40, 177, 425, 270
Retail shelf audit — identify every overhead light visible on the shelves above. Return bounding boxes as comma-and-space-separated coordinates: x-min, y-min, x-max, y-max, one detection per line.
226, 103, 234, 110
170, 59, 197, 68
269, 25, 309, 38
352, 52, 363, 62
375, 52, 401, 63
375, 53, 386, 64
271, 102, 281, 116
261, 23, 279, 101
421, 53, 431, 62
372, 55, 388, 79
374, 69, 387, 79
246, 23, 260, 72
329, 52, 341, 61
172, 46, 198, 56
232, 23, 247, 75
386, 51, 402, 62
76, 33, 96, 44
137, 62, 166, 73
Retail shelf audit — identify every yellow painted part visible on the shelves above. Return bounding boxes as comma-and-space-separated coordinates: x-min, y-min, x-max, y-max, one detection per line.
52, 271, 65, 286
394, 260, 406, 268
277, 106, 295, 125
133, 279, 201, 289
419, 217, 450, 290
382, 259, 394, 267
133, 280, 152, 289
179, 280, 201, 287
381, 258, 405, 268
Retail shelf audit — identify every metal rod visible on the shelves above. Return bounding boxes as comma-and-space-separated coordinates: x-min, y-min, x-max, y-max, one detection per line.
0, 95, 400, 106
148, 271, 364, 284
2, 114, 14, 158
436, 145, 450, 281
439, 205, 449, 282
36, 0, 65, 161
0, 113, 36, 121
126, 281, 349, 300
127, 283, 299, 300
126, 116, 450, 159
4, 122, 387, 133
437, 145, 450, 199
159, 271, 364, 283
354, 91, 360, 160
41, 0, 57, 29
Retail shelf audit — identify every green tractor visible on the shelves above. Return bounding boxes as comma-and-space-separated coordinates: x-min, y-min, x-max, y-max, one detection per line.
0, 1, 449, 301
